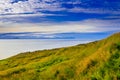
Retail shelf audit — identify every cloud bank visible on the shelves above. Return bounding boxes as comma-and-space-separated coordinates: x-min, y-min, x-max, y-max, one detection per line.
0, 19, 119, 33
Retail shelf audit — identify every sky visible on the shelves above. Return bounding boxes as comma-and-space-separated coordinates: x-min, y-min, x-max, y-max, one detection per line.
0, 0, 120, 39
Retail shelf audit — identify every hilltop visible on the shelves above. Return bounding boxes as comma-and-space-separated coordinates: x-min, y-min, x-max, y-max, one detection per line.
0, 32, 120, 80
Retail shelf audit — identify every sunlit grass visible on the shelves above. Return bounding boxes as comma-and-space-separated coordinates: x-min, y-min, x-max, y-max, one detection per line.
0, 32, 120, 80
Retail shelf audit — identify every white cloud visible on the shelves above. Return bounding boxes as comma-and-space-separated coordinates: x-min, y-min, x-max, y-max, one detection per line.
0, 19, 119, 33
0, 0, 119, 16
0, 13, 54, 18
0, 0, 60, 14
68, 7, 120, 14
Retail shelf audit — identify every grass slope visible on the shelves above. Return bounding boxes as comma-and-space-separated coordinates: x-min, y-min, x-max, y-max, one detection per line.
0, 32, 120, 80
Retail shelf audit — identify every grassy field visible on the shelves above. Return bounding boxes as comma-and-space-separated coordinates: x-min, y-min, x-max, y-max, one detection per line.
0, 32, 120, 80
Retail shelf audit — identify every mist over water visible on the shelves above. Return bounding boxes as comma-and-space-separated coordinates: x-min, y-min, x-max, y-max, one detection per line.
0, 39, 92, 60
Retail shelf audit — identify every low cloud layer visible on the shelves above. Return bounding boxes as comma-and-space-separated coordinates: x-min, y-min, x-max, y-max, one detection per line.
0, 18, 119, 33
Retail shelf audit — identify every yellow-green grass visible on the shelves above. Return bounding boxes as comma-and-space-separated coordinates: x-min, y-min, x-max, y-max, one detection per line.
0, 32, 120, 80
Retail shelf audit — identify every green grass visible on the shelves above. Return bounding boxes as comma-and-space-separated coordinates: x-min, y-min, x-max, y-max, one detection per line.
0, 32, 120, 80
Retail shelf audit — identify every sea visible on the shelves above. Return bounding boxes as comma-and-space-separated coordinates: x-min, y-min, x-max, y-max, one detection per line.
0, 39, 91, 60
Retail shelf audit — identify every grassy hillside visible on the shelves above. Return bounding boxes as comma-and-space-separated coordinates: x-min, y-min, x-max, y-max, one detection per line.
0, 32, 120, 80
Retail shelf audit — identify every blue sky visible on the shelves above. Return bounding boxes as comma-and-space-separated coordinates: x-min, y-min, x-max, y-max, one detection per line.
0, 0, 120, 39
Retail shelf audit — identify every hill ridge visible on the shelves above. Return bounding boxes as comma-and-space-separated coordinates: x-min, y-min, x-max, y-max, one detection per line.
0, 32, 120, 80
